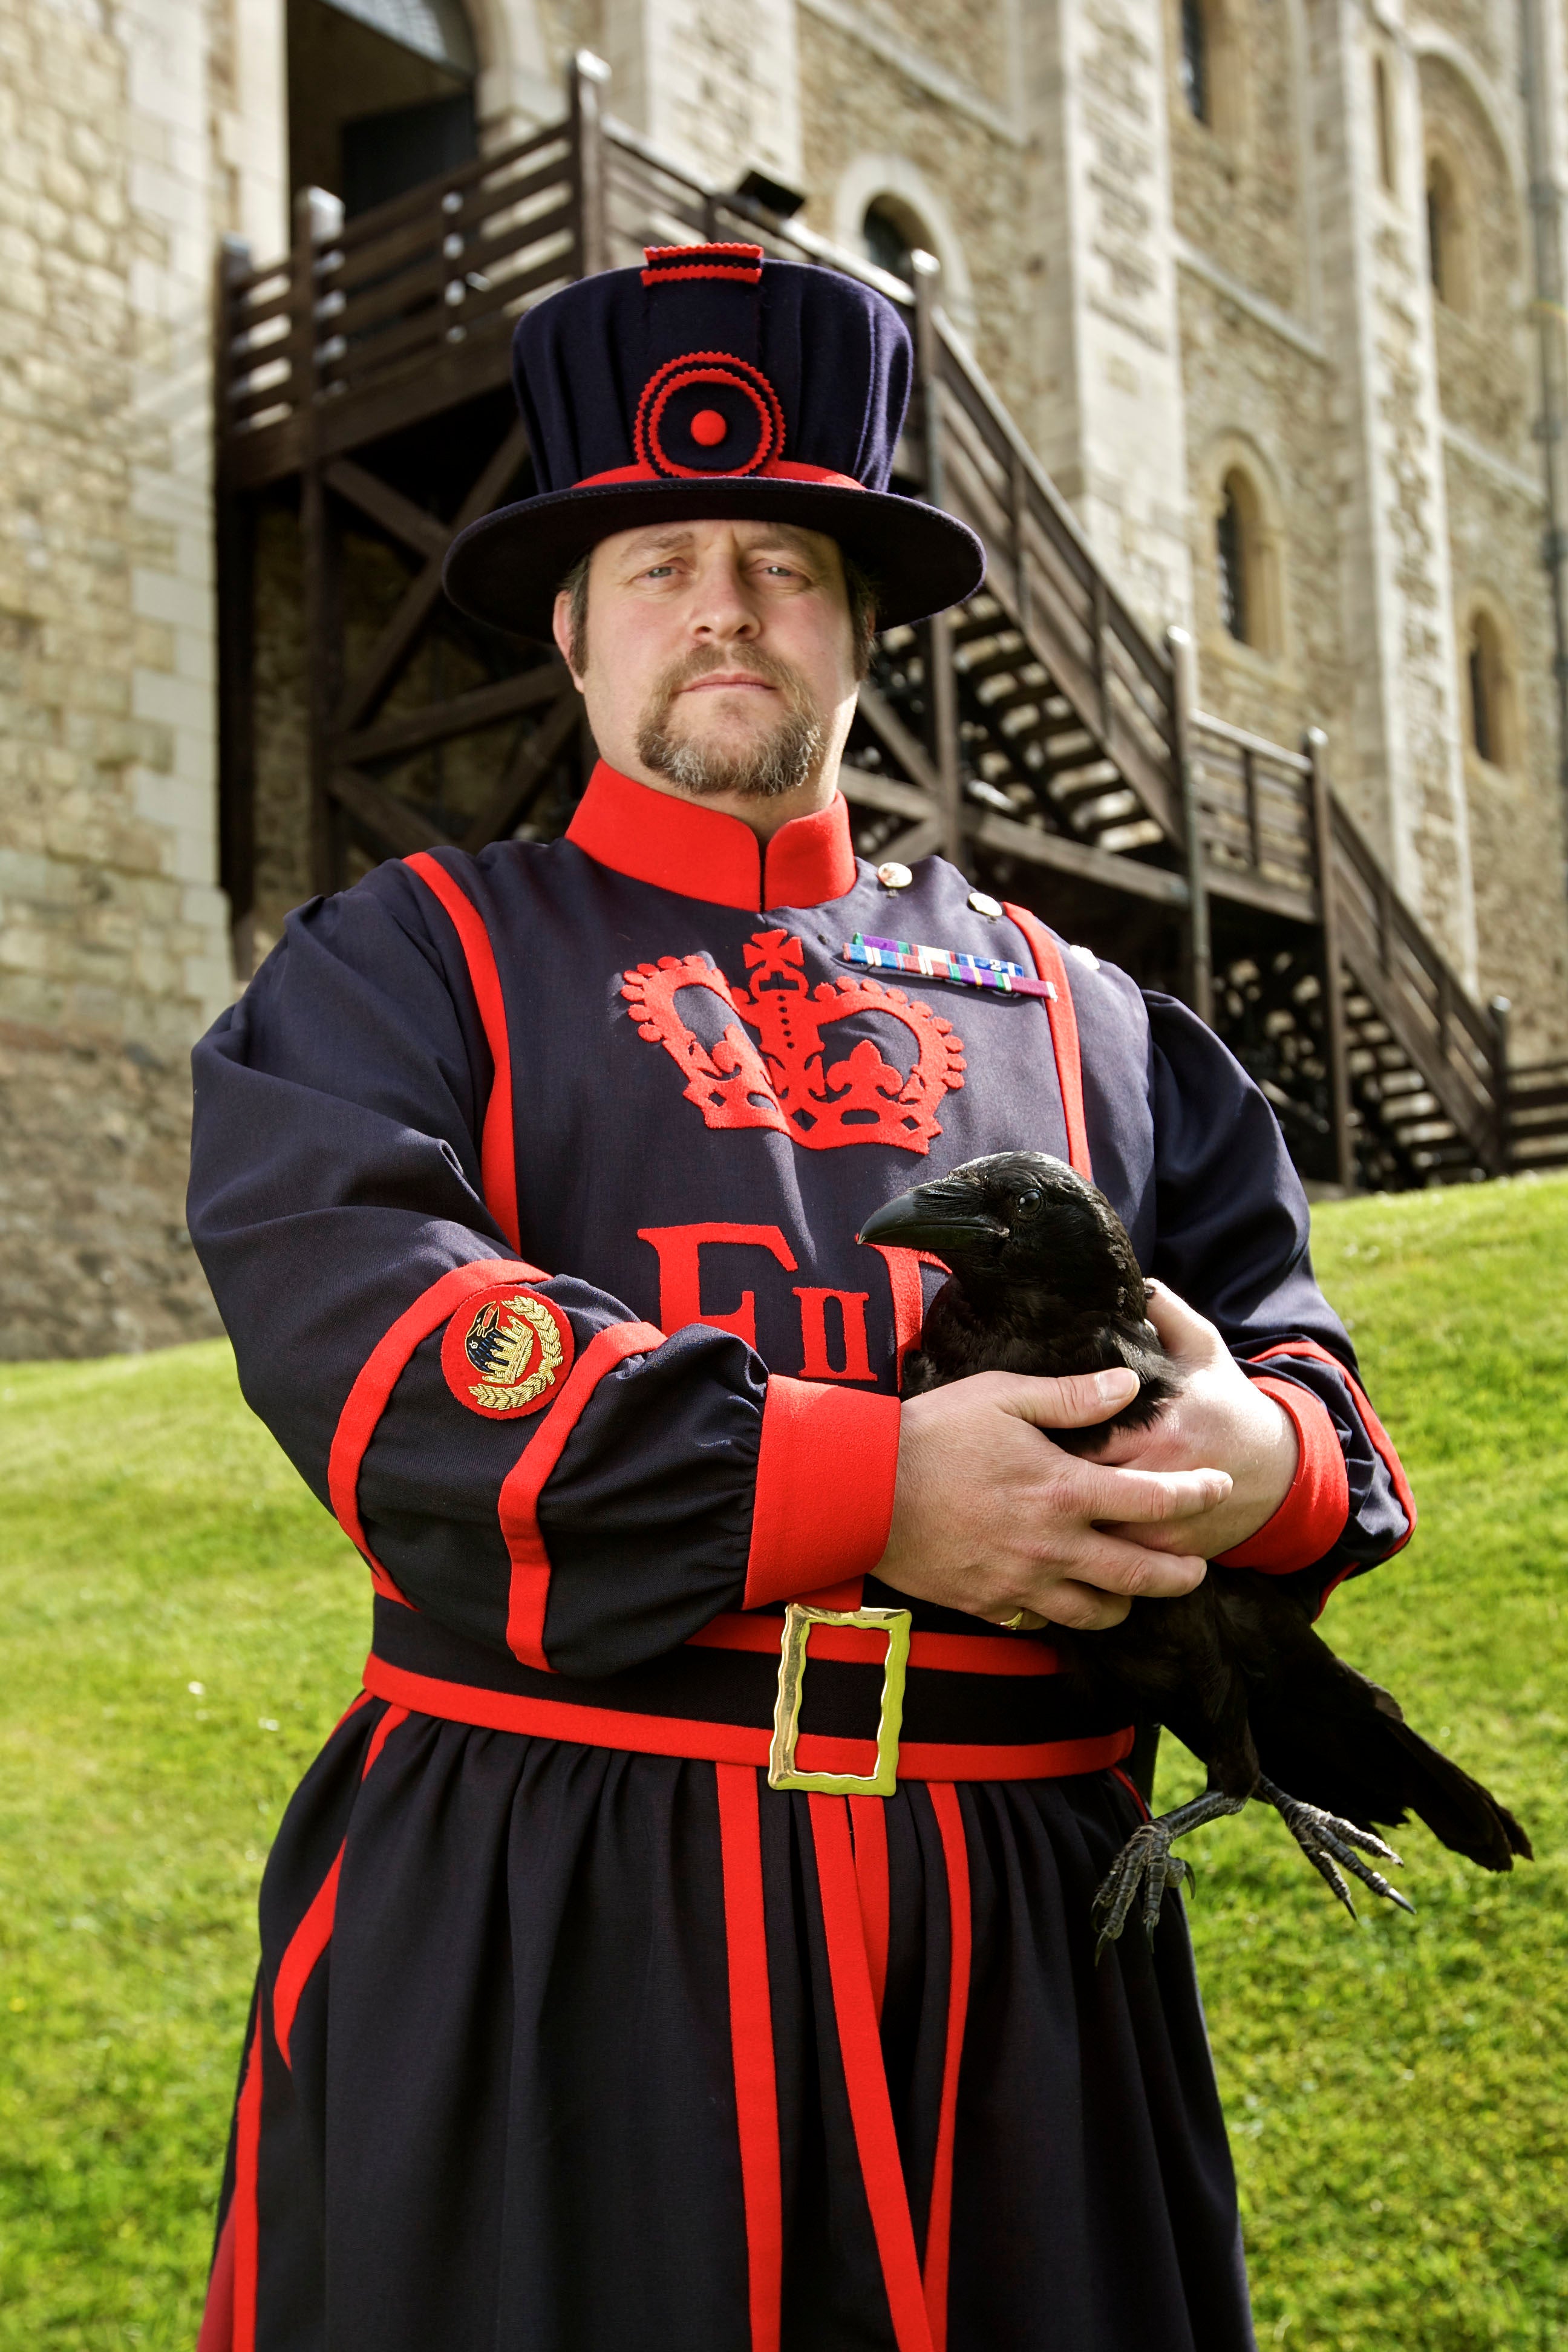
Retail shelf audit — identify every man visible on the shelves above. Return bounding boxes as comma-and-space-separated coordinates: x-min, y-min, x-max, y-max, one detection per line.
189, 246, 1412, 2352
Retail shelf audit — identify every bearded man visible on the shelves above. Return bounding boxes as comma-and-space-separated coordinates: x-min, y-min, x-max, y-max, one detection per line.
188, 245, 1412, 2352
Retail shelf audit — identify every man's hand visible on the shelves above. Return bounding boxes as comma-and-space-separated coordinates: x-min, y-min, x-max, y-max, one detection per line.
872, 1366, 1231, 1632
1090, 1282, 1298, 1558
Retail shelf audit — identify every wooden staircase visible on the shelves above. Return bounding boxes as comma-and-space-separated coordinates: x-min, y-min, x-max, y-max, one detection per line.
214, 53, 1565, 1191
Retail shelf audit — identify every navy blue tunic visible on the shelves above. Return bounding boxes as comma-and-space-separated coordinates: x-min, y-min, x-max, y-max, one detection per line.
187, 762, 1411, 2352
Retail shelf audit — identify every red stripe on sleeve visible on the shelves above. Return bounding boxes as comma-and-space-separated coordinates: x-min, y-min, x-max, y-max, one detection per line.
230, 2011, 264, 2352
327, 1256, 547, 1606
404, 851, 521, 1249
1242, 1337, 1416, 1553
1001, 906, 1093, 1179
1214, 1374, 1350, 1573
742, 1377, 902, 1610
497, 1319, 665, 1670
923, 1784, 972, 2352
716, 1763, 783, 2352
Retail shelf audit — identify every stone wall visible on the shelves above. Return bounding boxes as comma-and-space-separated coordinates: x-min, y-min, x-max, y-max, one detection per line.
0, 0, 232, 1358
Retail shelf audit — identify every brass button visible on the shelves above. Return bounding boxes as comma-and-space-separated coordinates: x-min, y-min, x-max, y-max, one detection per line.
968, 889, 1003, 918
876, 861, 913, 890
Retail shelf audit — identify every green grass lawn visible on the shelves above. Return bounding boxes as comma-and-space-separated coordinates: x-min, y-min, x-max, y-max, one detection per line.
2, 1180, 1565, 2348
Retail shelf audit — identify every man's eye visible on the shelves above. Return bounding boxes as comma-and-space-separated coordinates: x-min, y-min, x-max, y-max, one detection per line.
641, 564, 676, 580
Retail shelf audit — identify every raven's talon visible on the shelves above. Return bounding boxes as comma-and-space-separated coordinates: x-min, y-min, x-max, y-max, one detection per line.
1255, 1776, 1416, 1919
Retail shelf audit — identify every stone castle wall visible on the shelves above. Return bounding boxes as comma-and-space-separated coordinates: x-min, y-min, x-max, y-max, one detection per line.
0, 0, 234, 1357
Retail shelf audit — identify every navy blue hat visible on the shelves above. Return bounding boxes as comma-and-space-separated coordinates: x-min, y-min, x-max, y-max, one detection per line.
443, 243, 985, 639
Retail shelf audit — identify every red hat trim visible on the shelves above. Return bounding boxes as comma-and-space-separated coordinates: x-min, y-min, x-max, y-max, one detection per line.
641, 241, 765, 286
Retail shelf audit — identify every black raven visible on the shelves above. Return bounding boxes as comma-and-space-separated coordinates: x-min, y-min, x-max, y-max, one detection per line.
858, 1149, 1531, 1949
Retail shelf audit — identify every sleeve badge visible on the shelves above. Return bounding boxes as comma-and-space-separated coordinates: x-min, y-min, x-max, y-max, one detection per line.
440, 1285, 575, 1419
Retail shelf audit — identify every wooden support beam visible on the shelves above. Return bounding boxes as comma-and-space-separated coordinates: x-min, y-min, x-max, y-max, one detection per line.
324, 460, 450, 561
971, 809, 1191, 906
853, 685, 946, 803
1307, 727, 1355, 1190
838, 764, 935, 823
341, 662, 570, 767
461, 690, 583, 849
1168, 628, 1212, 1022
328, 766, 449, 858
334, 420, 530, 734
877, 816, 946, 865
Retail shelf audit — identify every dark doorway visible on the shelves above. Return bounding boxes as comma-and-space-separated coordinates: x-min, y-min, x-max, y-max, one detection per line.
288, 0, 479, 218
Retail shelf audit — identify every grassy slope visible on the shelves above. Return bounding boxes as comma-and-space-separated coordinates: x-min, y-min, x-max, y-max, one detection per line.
1, 1181, 1565, 2347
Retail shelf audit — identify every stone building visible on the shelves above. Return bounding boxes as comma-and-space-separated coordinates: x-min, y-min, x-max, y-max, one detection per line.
2, 0, 1567, 1355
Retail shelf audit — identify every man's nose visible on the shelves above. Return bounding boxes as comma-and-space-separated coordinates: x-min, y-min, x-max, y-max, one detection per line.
688, 558, 760, 639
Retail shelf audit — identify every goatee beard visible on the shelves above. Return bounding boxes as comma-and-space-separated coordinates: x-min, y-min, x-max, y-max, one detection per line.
636, 649, 825, 801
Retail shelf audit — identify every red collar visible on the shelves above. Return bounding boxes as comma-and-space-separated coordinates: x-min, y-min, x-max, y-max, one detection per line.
564, 760, 859, 910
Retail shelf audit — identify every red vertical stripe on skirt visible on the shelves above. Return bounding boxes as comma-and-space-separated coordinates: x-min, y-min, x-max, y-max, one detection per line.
497, 1319, 665, 1668
230, 2012, 264, 2352
716, 1765, 783, 2352
403, 851, 521, 1250
848, 1795, 890, 2025
808, 1794, 937, 2352
1001, 906, 1092, 1179
272, 1706, 409, 2069
195, 2205, 237, 2352
922, 1786, 973, 2352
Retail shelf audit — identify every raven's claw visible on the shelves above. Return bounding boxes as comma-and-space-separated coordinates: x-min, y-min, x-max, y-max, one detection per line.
1092, 1788, 1247, 1957
1255, 1775, 1414, 1920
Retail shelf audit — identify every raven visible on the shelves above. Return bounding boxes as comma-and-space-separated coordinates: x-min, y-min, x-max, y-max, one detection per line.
858, 1149, 1530, 1948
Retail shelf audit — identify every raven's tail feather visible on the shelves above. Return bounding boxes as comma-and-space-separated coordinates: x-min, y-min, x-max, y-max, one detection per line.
1388, 1719, 1532, 1870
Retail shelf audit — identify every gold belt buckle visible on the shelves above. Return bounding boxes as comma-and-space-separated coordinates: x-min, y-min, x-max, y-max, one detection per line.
767, 1601, 913, 1797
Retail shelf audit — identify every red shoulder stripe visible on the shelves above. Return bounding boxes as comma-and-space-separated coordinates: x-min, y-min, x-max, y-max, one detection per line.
497, 1319, 665, 1670
1001, 906, 1092, 1178
327, 1255, 546, 1605
404, 851, 521, 1250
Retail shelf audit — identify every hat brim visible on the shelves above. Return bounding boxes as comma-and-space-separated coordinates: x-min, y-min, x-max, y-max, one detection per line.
442, 477, 986, 641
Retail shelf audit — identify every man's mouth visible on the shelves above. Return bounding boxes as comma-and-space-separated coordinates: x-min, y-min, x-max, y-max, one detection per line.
680, 671, 776, 693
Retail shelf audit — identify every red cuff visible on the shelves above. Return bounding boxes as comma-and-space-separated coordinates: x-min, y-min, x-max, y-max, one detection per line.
742, 1377, 902, 1609
1214, 1375, 1350, 1574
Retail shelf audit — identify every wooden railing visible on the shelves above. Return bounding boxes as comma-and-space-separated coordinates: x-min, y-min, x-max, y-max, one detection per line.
215, 51, 1564, 1186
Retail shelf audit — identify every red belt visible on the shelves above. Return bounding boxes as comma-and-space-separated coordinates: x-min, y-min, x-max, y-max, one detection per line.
362, 1599, 1134, 1790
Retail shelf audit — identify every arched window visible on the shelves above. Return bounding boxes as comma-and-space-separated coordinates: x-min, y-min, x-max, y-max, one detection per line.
1213, 466, 1281, 656
1426, 154, 1467, 311
1180, 0, 1210, 125
1216, 474, 1248, 642
862, 197, 928, 287
1466, 609, 1515, 767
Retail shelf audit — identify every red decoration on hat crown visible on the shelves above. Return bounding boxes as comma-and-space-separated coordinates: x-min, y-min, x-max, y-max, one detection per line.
641, 241, 765, 286
633, 351, 785, 479
690, 408, 728, 447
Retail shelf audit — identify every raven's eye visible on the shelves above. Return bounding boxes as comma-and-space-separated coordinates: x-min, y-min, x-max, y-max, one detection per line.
1011, 1188, 1044, 1220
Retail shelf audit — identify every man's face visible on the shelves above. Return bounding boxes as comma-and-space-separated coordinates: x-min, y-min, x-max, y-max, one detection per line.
551, 518, 863, 822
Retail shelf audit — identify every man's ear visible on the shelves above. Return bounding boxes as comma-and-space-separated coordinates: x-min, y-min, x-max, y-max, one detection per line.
551, 589, 581, 685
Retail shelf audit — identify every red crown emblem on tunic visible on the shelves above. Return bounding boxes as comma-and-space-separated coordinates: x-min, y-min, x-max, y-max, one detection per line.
621, 928, 965, 1153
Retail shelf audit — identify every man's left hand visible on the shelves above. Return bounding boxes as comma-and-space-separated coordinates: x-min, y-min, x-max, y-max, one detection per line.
1090, 1281, 1298, 1559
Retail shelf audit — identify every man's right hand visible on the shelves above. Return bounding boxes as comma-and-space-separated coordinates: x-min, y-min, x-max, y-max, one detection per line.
872, 1367, 1228, 1632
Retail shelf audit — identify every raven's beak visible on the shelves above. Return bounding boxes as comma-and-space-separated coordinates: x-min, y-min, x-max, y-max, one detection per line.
857, 1183, 1007, 1258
